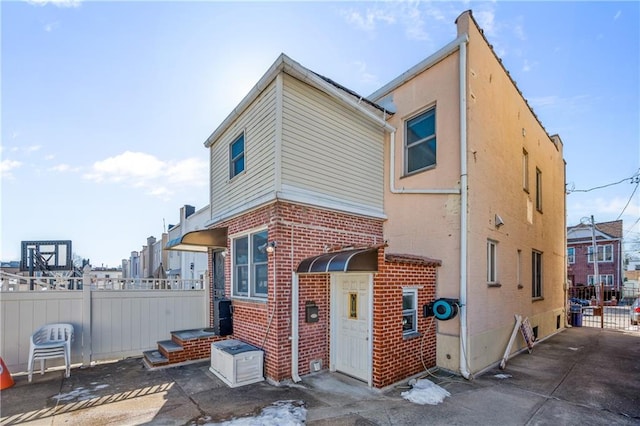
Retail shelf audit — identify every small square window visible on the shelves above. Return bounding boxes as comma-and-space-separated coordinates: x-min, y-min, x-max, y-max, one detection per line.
402, 288, 417, 335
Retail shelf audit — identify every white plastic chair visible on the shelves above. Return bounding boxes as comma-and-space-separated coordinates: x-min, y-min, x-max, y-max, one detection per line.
28, 323, 74, 382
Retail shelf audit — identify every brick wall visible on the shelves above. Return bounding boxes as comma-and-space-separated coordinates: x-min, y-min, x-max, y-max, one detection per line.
372, 250, 438, 388
207, 200, 384, 382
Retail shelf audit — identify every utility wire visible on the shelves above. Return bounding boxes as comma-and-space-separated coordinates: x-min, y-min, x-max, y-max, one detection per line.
616, 181, 639, 220
568, 170, 640, 193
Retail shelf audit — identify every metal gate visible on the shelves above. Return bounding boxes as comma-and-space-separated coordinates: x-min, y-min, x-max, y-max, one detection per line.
568, 286, 639, 331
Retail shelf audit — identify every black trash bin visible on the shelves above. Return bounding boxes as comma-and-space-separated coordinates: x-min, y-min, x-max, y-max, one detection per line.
570, 304, 582, 327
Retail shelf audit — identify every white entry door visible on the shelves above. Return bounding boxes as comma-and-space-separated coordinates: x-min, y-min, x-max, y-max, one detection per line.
332, 274, 371, 383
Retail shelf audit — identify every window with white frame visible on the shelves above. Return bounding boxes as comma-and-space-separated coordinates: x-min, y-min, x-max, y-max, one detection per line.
532, 250, 543, 298
587, 244, 613, 263
567, 247, 575, 264
232, 230, 268, 298
405, 107, 436, 174
588, 274, 614, 286
402, 288, 418, 335
487, 240, 498, 284
229, 133, 245, 179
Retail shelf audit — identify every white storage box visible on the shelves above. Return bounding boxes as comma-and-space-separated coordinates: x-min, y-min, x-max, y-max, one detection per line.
209, 339, 264, 388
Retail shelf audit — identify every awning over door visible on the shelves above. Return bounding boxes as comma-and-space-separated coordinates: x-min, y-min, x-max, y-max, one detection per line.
296, 248, 378, 274
165, 228, 227, 252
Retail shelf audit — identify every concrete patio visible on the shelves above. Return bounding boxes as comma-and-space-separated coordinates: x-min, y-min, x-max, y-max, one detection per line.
1, 327, 639, 425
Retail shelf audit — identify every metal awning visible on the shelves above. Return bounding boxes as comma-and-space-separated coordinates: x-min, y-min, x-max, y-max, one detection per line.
296, 248, 378, 274
165, 228, 227, 252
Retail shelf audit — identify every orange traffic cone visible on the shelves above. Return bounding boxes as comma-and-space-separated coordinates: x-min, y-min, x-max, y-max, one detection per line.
0, 357, 15, 390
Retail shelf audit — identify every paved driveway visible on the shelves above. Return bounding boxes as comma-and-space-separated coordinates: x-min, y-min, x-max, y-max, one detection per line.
1, 327, 639, 425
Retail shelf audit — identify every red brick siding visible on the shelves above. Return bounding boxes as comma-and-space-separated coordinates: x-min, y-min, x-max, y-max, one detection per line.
297, 274, 331, 376
207, 201, 384, 382
372, 250, 437, 388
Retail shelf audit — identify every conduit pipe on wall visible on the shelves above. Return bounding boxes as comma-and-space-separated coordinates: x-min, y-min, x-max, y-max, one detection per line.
458, 37, 471, 380
291, 273, 301, 382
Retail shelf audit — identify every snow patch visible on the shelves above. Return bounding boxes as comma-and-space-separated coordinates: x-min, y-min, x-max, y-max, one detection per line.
207, 400, 306, 426
494, 374, 512, 379
401, 379, 450, 405
53, 383, 110, 402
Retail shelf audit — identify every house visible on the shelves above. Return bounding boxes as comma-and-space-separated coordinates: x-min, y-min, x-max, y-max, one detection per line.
168, 10, 566, 387
567, 219, 624, 302
165, 204, 211, 287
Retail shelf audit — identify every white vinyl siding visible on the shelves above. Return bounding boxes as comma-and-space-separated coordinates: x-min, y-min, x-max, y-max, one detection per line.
281, 74, 384, 212
209, 81, 277, 219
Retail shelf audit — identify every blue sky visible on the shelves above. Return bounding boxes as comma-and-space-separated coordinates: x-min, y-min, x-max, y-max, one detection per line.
2, 1, 639, 267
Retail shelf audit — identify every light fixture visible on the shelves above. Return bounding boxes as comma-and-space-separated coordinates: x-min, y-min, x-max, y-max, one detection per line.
265, 241, 277, 253
495, 214, 505, 228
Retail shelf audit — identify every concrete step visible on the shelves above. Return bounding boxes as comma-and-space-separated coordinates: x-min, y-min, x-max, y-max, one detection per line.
142, 350, 169, 367
158, 339, 183, 353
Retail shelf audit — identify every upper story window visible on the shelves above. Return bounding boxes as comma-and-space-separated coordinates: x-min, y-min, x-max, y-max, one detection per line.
487, 239, 498, 284
567, 247, 575, 264
535, 168, 542, 212
229, 133, 245, 179
588, 244, 613, 263
522, 149, 529, 192
232, 229, 268, 299
588, 274, 614, 286
405, 107, 436, 174
402, 288, 418, 335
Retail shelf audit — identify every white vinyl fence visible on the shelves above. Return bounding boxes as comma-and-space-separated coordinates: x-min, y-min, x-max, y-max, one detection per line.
0, 271, 208, 374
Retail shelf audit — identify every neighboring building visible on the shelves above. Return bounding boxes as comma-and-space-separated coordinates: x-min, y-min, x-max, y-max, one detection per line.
169, 10, 566, 387
126, 251, 141, 280
166, 204, 210, 287
567, 219, 624, 300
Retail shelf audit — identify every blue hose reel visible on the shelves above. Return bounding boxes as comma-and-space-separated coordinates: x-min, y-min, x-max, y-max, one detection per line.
423, 298, 460, 321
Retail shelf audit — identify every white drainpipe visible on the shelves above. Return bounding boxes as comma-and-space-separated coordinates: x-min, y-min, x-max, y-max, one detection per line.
458, 37, 471, 380
291, 272, 301, 382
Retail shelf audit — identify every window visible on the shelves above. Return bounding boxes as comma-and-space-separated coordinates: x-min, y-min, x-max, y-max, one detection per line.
588, 244, 613, 263
522, 149, 529, 192
405, 108, 436, 174
402, 288, 418, 335
567, 247, 575, 264
588, 274, 614, 286
517, 249, 523, 289
229, 133, 245, 179
232, 230, 268, 298
487, 240, 498, 284
532, 250, 542, 298
535, 168, 542, 211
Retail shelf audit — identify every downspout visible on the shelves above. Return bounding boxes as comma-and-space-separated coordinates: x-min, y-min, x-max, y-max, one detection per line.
291, 272, 301, 382
458, 37, 471, 380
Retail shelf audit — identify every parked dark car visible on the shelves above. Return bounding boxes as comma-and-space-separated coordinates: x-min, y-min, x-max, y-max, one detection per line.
570, 297, 590, 307
630, 297, 640, 326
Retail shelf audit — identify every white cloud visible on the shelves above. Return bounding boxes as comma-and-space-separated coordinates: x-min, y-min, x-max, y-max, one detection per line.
25, 0, 81, 8
25, 145, 42, 153
340, 1, 444, 42
44, 22, 60, 32
1, 159, 23, 179
474, 9, 496, 38
83, 151, 207, 200
351, 61, 379, 87
340, 7, 396, 34
614, 10, 621, 20
49, 163, 79, 173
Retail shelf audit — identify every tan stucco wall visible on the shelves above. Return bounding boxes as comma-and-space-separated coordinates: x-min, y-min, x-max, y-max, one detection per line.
381, 11, 566, 375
